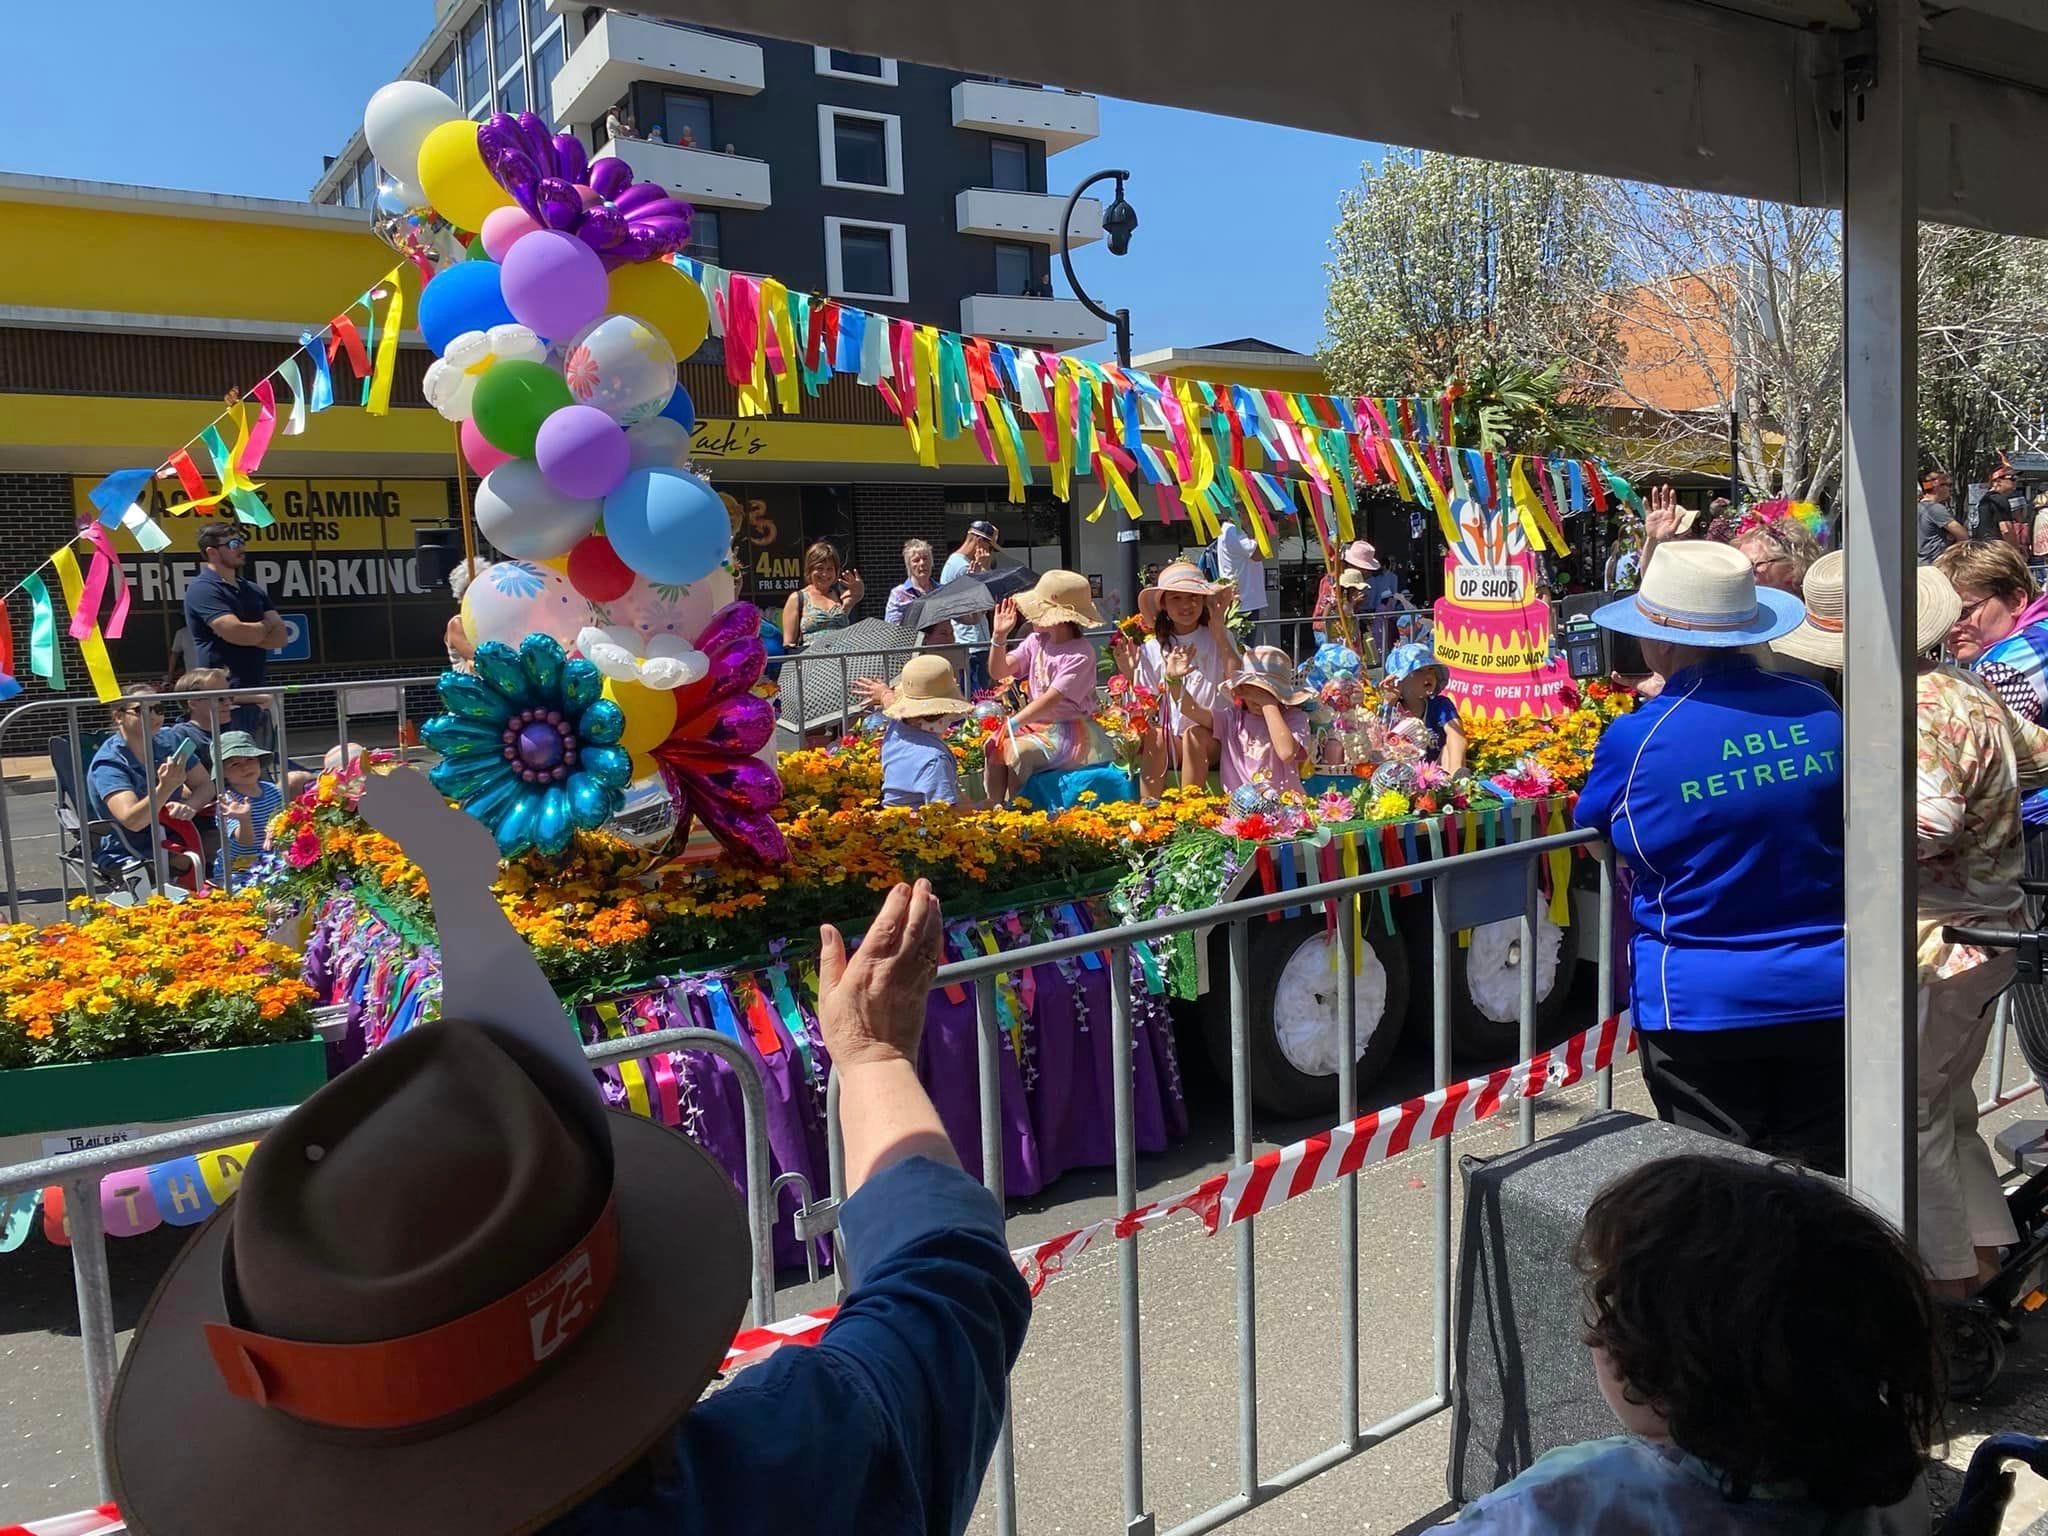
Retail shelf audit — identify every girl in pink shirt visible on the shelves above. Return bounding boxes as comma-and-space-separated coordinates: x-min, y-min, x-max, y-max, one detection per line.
984, 571, 1115, 802
1177, 645, 1312, 797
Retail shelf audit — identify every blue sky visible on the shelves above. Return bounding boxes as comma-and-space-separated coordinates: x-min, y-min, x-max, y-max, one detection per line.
3, 1, 1375, 356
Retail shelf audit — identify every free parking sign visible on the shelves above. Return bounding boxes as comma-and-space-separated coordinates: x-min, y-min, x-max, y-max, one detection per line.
275, 613, 312, 663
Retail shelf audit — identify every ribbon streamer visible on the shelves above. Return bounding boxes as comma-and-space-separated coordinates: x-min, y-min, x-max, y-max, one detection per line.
48, 545, 118, 701
366, 279, 403, 417
86, 468, 154, 529
22, 573, 60, 688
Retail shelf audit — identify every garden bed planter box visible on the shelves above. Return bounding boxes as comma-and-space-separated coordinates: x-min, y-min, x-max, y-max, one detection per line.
0, 1037, 329, 1139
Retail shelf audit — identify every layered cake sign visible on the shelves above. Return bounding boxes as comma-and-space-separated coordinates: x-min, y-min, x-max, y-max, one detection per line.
1431, 497, 1571, 720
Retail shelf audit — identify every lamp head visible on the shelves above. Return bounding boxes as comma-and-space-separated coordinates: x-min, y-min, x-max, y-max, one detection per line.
1103, 179, 1138, 256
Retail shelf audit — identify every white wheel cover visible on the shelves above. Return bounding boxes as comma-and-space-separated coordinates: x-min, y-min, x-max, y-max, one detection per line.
1271, 930, 1390, 1077
1463, 911, 1566, 1024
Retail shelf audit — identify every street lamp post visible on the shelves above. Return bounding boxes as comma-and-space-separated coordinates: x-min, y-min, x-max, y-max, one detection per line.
1059, 169, 1140, 616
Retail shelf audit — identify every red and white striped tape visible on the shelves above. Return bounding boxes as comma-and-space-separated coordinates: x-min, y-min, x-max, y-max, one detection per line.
1011, 1014, 1633, 1295
721, 1305, 839, 1370
1, 1504, 124, 1536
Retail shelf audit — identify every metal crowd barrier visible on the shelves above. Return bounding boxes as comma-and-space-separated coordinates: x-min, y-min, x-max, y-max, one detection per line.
817, 828, 1611, 1536
0, 676, 442, 922
0, 1026, 778, 1503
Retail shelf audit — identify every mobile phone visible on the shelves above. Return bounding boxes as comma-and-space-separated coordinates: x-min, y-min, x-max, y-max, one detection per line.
169, 738, 197, 768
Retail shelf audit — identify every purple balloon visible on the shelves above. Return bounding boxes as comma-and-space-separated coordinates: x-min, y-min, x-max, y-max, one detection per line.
590, 157, 634, 200
577, 205, 628, 255
499, 229, 609, 340
515, 113, 554, 165
614, 182, 669, 213
672, 763, 788, 865
555, 134, 590, 185
696, 601, 765, 663
535, 404, 631, 499
535, 176, 583, 231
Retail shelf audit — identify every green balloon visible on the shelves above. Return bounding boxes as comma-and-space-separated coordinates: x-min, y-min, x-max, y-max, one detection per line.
471, 360, 573, 458
464, 236, 490, 261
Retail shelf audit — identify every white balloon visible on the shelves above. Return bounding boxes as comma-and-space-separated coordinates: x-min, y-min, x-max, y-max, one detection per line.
423, 324, 547, 421
362, 81, 463, 195
574, 624, 707, 691
462, 560, 595, 649
597, 568, 737, 652
561, 312, 677, 426
474, 459, 601, 560
625, 417, 692, 471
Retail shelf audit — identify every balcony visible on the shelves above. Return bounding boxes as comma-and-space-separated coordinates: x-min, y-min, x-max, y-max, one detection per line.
955, 188, 1100, 247
550, 14, 763, 127
594, 137, 772, 210
951, 80, 1100, 153
961, 294, 1104, 352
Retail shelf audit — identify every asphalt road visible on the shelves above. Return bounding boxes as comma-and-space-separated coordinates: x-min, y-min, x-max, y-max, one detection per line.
15, 964, 2048, 1533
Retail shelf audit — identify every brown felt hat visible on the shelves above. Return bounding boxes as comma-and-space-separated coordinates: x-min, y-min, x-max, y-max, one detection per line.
108, 1017, 749, 1536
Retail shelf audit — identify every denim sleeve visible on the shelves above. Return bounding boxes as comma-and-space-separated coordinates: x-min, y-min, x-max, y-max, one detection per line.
594, 1157, 1029, 1536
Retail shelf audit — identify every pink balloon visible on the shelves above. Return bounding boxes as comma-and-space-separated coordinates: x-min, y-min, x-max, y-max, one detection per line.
480, 205, 541, 261
460, 416, 514, 475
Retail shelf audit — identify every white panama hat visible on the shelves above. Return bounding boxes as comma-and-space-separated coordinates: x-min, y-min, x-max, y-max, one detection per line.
1591, 540, 1804, 647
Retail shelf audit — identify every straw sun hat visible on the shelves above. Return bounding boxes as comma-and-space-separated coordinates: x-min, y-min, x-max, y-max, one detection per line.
1591, 540, 1803, 647
1226, 646, 1312, 707
883, 653, 973, 720
1138, 561, 1226, 623
1770, 551, 1960, 670
1012, 568, 1103, 629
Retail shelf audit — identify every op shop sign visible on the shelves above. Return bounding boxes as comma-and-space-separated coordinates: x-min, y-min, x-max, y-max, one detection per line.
1431, 497, 1571, 720
70, 476, 453, 663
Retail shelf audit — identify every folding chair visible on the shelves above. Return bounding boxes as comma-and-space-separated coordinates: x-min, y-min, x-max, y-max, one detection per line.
49, 734, 161, 907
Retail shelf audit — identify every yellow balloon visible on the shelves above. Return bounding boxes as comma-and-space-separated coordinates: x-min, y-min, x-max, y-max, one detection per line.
604, 679, 679, 756
538, 555, 570, 575
415, 119, 511, 233
629, 749, 658, 782
608, 260, 711, 359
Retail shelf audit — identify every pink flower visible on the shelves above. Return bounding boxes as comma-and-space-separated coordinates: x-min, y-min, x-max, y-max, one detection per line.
286, 830, 322, 870
1316, 790, 1355, 824
564, 345, 600, 399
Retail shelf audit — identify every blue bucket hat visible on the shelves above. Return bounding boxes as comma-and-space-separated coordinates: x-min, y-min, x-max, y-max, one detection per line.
1591, 540, 1803, 646
1383, 640, 1446, 686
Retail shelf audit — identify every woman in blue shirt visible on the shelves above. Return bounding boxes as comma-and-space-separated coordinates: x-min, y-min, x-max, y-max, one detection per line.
1575, 542, 1846, 1173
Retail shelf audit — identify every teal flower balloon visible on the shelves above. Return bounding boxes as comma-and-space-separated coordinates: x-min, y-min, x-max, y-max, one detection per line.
422, 633, 631, 857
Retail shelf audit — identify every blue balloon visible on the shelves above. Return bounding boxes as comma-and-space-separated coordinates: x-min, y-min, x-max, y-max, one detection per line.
602, 467, 728, 586
417, 260, 514, 356
659, 384, 696, 434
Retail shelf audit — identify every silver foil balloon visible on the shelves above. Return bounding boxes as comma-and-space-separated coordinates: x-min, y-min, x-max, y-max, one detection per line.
608, 766, 681, 851
369, 174, 465, 271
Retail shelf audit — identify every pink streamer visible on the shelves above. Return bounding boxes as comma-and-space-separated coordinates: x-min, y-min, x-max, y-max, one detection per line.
242, 378, 278, 475
68, 538, 108, 643
724, 275, 761, 392
87, 524, 130, 639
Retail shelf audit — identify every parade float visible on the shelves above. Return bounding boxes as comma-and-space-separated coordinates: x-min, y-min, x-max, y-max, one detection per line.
0, 78, 1646, 1250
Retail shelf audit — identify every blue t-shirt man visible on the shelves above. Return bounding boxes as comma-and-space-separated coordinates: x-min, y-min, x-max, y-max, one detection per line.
1575, 654, 1846, 1032
86, 726, 205, 866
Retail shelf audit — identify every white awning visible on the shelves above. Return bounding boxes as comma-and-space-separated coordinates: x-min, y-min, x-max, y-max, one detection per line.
641, 0, 2048, 235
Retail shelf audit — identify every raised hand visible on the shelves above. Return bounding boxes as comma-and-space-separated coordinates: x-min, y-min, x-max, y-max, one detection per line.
991, 598, 1020, 639
1644, 484, 1681, 545
818, 879, 943, 1070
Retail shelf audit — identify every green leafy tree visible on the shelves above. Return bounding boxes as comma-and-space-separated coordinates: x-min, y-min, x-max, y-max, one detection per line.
1320, 150, 1620, 428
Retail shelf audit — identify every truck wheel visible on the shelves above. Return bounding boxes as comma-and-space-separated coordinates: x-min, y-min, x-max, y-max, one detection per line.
1206, 916, 1409, 1118
1411, 907, 1580, 1060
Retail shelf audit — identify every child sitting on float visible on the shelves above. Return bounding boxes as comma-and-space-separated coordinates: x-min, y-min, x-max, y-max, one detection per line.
1380, 640, 1466, 773
874, 654, 972, 808
983, 570, 1117, 804
1112, 561, 1240, 797
1166, 645, 1313, 798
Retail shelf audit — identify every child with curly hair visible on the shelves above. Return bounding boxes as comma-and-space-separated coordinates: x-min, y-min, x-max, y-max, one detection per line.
1454, 1154, 1941, 1533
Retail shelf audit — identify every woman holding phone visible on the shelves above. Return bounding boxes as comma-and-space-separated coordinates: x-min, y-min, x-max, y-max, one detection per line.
782, 541, 863, 649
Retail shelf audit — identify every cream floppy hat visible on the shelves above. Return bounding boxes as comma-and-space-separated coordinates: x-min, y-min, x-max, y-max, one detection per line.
1591, 540, 1803, 646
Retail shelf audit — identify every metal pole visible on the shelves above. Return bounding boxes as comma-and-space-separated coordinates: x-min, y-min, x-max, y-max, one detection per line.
65, 1176, 118, 1498
1430, 878, 1453, 1402
1596, 846, 1616, 1112
1519, 857, 1539, 1146
824, 1067, 849, 1297
1109, 942, 1151, 1536
1059, 168, 1141, 622
66, 704, 90, 920
1335, 892, 1360, 1447
0, 743, 21, 923
1841, 0, 1919, 1229
1227, 919, 1259, 1497
974, 977, 1019, 1536
140, 701, 168, 895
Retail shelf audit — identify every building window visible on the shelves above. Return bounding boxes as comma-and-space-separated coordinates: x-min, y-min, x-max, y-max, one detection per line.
357, 157, 380, 207
818, 107, 902, 194
531, 27, 565, 123
525, 0, 553, 44
461, 15, 491, 112
491, 0, 523, 68
341, 176, 360, 210
825, 217, 908, 303
990, 137, 1031, 192
814, 46, 898, 85
663, 90, 713, 150
431, 47, 460, 105
685, 208, 722, 266
993, 242, 1034, 298
498, 63, 527, 115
